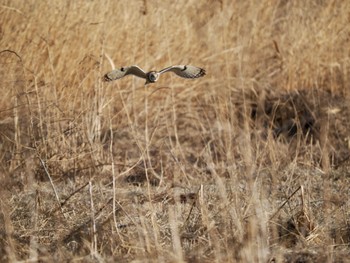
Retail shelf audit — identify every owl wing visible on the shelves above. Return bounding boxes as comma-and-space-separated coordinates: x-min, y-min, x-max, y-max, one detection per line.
158, 65, 206, 79
104, 65, 147, 81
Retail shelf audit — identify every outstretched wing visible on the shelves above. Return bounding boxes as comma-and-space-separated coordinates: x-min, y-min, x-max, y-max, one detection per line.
103, 65, 147, 82
158, 65, 206, 79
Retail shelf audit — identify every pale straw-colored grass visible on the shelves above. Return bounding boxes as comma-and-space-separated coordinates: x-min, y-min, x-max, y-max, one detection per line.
0, 1, 349, 262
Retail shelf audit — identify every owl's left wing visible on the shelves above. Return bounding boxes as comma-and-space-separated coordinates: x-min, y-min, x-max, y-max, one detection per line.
103, 65, 147, 82
158, 65, 206, 79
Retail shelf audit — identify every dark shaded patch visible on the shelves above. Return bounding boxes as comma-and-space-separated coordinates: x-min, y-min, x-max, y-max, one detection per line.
125, 169, 159, 186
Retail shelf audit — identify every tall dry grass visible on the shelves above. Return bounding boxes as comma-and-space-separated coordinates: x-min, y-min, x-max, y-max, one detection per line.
0, 0, 350, 262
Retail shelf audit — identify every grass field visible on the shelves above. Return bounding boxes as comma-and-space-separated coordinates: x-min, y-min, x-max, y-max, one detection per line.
1, 1, 350, 262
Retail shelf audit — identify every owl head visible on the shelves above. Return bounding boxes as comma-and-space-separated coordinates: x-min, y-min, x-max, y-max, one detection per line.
146, 71, 160, 84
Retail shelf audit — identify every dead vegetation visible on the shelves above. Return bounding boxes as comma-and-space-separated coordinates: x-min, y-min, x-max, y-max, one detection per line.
0, 0, 350, 262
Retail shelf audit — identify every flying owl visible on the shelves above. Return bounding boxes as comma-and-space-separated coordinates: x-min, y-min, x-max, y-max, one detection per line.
103, 65, 206, 85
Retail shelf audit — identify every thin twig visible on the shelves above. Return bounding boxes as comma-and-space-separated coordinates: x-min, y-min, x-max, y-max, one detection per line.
38, 156, 66, 218
89, 181, 98, 256
59, 182, 89, 207
269, 186, 301, 220
184, 186, 200, 225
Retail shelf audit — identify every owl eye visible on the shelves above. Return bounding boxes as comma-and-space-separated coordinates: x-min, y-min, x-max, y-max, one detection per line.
150, 73, 157, 81
121, 67, 125, 71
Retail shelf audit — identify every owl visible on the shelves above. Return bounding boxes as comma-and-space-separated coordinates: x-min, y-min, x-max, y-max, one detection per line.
103, 65, 205, 85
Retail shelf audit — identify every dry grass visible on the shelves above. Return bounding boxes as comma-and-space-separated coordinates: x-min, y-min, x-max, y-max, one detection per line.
0, 0, 350, 262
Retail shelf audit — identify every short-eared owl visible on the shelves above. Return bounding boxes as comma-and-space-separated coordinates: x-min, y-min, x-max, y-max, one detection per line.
103, 65, 206, 85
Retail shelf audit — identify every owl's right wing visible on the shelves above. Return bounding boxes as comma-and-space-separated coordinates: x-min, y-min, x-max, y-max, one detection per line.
103, 65, 147, 82
158, 65, 206, 79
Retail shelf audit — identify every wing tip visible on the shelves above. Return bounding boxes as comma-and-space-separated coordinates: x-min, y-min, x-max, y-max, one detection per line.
197, 68, 206, 78
103, 73, 113, 82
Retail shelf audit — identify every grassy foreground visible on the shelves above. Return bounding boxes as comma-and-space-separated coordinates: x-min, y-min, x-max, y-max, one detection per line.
0, 1, 349, 262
